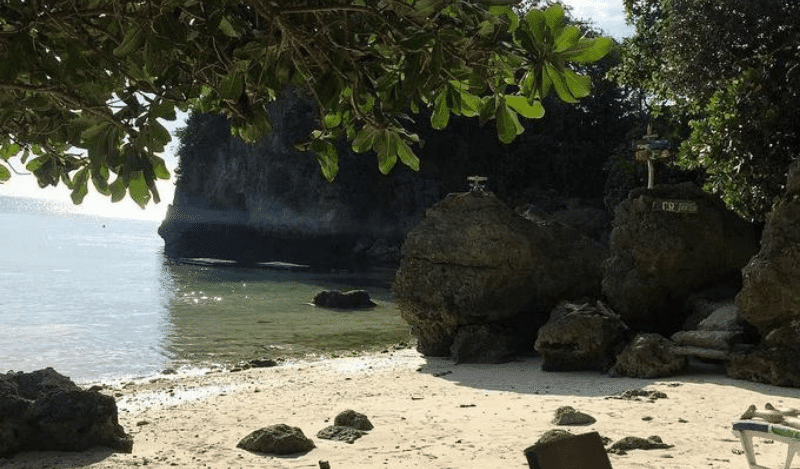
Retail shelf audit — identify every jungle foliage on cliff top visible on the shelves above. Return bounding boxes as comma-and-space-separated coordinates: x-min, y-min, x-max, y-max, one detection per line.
613, 0, 800, 221
0, 0, 612, 207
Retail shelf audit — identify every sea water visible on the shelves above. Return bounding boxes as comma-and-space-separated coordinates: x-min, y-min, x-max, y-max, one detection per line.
0, 196, 412, 383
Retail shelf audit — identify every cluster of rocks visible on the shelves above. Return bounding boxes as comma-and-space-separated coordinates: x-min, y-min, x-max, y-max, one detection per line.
523, 405, 674, 467
394, 175, 800, 387
0, 368, 133, 457
392, 191, 606, 360
237, 410, 374, 456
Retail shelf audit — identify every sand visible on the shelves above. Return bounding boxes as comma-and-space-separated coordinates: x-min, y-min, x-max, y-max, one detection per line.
3, 347, 800, 469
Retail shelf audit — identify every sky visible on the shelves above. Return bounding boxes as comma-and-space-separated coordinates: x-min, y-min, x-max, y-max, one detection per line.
564, 0, 634, 39
0, 1, 633, 220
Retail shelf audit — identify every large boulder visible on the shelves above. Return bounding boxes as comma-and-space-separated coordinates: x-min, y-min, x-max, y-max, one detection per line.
237, 424, 315, 455
393, 191, 606, 359
602, 182, 759, 334
610, 333, 687, 378
736, 195, 800, 337
0, 368, 132, 457
727, 344, 800, 388
534, 301, 630, 371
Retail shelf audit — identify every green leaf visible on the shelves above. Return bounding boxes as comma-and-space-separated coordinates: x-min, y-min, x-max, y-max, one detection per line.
352, 127, 377, 153
392, 132, 420, 171
113, 24, 146, 57
546, 63, 578, 103
150, 155, 170, 179
0, 142, 20, 160
324, 112, 341, 129
237, 111, 271, 142
479, 95, 497, 125
505, 95, 545, 119
374, 130, 397, 175
540, 67, 553, 99
457, 88, 481, 117
431, 90, 450, 130
524, 9, 546, 43
489, 5, 520, 33
554, 25, 581, 53
561, 37, 614, 63
563, 69, 592, 99
128, 172, 151, 208
219, 72, 244, 103
218, 17, 240, 38
70, 168, 89, 204
109, 177, 126, 202
311, 139, 339, 182
25, 156, 45, 173
496, 101, 524, 144
544, 4, 565, 32
91, 165, 110, 195
0, 163, 10, 182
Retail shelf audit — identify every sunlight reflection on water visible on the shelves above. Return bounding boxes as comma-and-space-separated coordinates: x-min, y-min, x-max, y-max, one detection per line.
1, 196, 412, 383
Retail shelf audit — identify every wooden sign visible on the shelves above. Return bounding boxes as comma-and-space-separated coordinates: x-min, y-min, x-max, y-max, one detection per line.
652, 199, 698, 214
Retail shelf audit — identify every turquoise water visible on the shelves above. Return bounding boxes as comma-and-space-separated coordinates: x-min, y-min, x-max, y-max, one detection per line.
0, 196, 411, 383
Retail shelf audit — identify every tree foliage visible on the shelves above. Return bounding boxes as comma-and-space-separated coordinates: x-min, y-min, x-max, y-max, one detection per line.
615, 0, 800, 220
0, 0, 612, 207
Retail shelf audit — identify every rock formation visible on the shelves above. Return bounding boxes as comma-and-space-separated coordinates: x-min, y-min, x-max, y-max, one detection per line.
551, 406, 597, 426
534, 301, 629, 371
312, 290, 376, 309
602, 182, 759, 334
736, 161, 800, 337
610, 333, 687, 378
237, 424, 315, 455
393, 191, 606, 359
671, 300, 758, 358
727, 162, 800, 387
158, 92, 441, 268
316, 410, 374, 444
727, 343, 800, 388
0, 368, 132, 456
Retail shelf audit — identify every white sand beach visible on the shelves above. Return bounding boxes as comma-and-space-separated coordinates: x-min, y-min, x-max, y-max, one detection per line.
3, 347, 800, 469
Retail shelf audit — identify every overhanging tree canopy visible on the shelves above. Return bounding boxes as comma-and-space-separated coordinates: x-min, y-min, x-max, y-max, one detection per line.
0, 0, 612, 207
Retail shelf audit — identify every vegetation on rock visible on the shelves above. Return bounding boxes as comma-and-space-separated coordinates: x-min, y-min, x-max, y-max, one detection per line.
614, 0, 800, 220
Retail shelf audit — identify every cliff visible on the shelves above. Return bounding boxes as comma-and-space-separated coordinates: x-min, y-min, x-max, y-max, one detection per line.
159, 86, 633, 269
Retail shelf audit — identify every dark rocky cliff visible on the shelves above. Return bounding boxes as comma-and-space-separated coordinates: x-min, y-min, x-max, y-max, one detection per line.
159, 86, 634, 268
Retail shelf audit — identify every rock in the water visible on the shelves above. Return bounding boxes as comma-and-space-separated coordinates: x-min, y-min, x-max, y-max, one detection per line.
0, 368, 132, 457
602, 182, 759, 333
610, 333, 687, 378
393, 191, 606, 358
333, 410, 374, 431
316, 426, 366, 444
551, 406, 596, 426
727, 344, 800, 388
607, 435, 673, 454
312, 290, 376, 309
534, 301, 629, 372
237, 424, 315, 455
736, 195, 800, 338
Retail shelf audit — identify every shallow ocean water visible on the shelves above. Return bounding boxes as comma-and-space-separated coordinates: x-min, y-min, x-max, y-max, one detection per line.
0, 196, 412, 383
